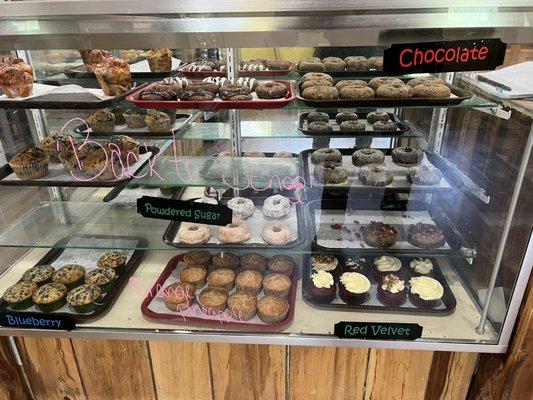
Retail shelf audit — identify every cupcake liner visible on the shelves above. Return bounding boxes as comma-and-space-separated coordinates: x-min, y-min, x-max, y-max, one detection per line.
338, 282, 368, 305
10, 159, 49, 180
408, 292, 441, 309
376, 286, 407, 307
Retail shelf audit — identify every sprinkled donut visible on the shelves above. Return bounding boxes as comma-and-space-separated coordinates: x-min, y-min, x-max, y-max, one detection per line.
376, 83, 413, 98
339, 86, 374, 99
322, 57, 346, 72
413, 83, 451, 98
366, 111, 390, 124
368, 77, 404, 91
299, 58, 326, 72
335, 112, 358, 124
302, 86, 338, 100
359, 164, 394, 186
335, 80, 368, 90
301, 79, 333, 90
227, 197, 255, 219
307, 112, 330, 123
352, 148, 385, 166
217, 219, 251, 243
308, 121, 333, 133
300, 72, 333, 84
407, 77, 445, 87
262, 221, 293, 245
340, 120, 365, 132
178, 223, 211, 244
263, 195, 291, 219
310, 148, 342, 164
344, 56, 369, 71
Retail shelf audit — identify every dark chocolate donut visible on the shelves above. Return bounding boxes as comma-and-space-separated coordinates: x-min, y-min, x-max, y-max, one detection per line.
307, 112, 330, 123
255, 81, 288, 99
308, 121, 333, 133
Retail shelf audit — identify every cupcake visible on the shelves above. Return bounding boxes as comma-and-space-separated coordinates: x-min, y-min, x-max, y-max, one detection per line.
310, 255, 338, 274
409, 276, 444, 308
267, 255, 296, 277
207, 268, 235, 291
9, 147, 49, 179
97, 251, 127, 275
163, 282, 195, 311
307, 270, 336, 304
212, 252, 239, 271
146, 49, 173, 72
21, 265, 55, 286
52, 264, 86, 290
409, 258, 434, 276
123, 108, 146, 128
376, 274, 407, 307
180, 265, 208, 290
58, 142, 98, 172
258, 295, 288, 324
145, 109, 172, 133
88, 109, 115, 133
343, 256, 368, 275
263, 273, 292, 299
235, 270, 263, 295
82, 148, 120, 181
2, 281, 38, 310
372, 256, 402, 282
66, 284, 102, 313
228, 291, 257, 321
183, 251, 212, 268
338, 272, 371, 305
32, 282, 68, 312
198, 287, 228, 313
39, 134, 72, 163
107, 135, 140, 163
85, 267, 116, 293
240, 253, 267, 272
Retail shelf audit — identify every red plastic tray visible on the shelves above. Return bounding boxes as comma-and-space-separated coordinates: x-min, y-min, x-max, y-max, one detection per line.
127, 80, 296, 110
140, 254, 298, 332
178, 61, 294, 79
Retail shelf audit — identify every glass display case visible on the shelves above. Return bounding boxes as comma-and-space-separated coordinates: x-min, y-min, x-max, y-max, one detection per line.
0, 1, 531, 353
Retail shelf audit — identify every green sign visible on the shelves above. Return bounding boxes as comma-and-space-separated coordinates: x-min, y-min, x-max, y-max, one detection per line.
334, 322, 422, 340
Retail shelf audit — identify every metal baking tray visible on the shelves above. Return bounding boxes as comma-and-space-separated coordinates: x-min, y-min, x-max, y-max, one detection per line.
0, 234, 147, 322
298, 112, 409, 136
64, 58, 185, 79
179, 61, 294, 79
301, 253, 456, 315
300, 147, 464, 195
0, 145, 159, 188
126, 80, 296, 110
296, 81, 472, 107
296, 69, 390, 78
103, 185, 185, 203
72, 113, 193, 138
141, 253, 297, 332
307, 199, 476, 258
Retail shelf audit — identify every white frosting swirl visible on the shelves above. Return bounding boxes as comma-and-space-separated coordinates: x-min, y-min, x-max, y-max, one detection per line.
409, 276, 443, 300
311, 270, 334, 289
340, 272, 371, 294
410, 258, 433, 275
381, 275, 405, 294
373, 256, 402, 272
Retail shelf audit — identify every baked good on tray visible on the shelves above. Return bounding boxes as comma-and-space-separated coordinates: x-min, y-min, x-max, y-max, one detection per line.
177, 223, 211, 245
228, 291, 257, 321
377, 274, 407, 307
227, 197, 255, 219
314, 162, 348, 184
52, 264, 86, 290
352, 148, 385, 166
32, 282, 68, 312
180, 265, 207, 290
85, 267, 116, 293
257, 295, 289, 323
123, 108, 146, 128
198, 287, 229, 313
21, 265, 55, 286
66, 284, 102, 313
375, 83, 413, 98
340, 121, 365, 132
343, 256, 368, 275
268, 255, 296, 276
183, 250, 212, 268
372, 256, 402, 282
409, 276, 443, 308
262, 220, 293, 245
338, 272, 371, 305
311, 254, 338, 273
97, 251, 127, 275
79, 49, 112, 73
2, 281, 38, 310
255, 81, 288, 99
407, 165, 443, 186
392, 146, 424, 166
0, 57, 34, 98
240, 253, 267, 272
408, 222, 446, 248
88, 109, 115, 133
263, 195, 291, 219
307, 111, 330, 123
39, 134, 74, 163
366, 111, 390, 124
145, 109, 172, 132
9, 147, 49, 179
362, 221, 398, 248
298, 55, 383, 72
409, 258, 434, 276
339, 86, 374, 99
308, 121, 332, 133
218, 219, 252, 243
359, 164, 393, 186
235, 270, 263, 295
307, 270, 336, 304
263, 273, 292, 298
218, 83, 252, 101
336, 112, 358, 124
94, 57, 132, 96
145, 49, 173, 72
163, 282, 195, 311
212, 251, 240, 271
310, 147, 342, 164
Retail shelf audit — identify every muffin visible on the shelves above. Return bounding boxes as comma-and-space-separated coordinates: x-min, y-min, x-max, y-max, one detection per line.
39, 134, 72, 163
263, 273, 292, 299
311, 255, 338, 274
212, 251, 240, 271
267, 255, 296, 276
58, 142, 98, 172
257, 295, 289, 324
198, 287, 229, 313
9, 147, 49, 180
240, 253, 267, 272
228, 291, 257, 321
362, 222, 397, 248
207, 268, 235, 291
88, 109, 115, 133
145, 49, 173, 72
409, 258, 434, 276
163, 282, 195, 311
409, 276, 444, 308
145, 109, 172, 133
307, 270, 336, 304
85, 267, 117, 293
123, 109, 146, 128
107, 106, 127, 125
21, 265, 55, 286
180, 265, 208, 290
376, 274, 407, 307
183, 250, 212, 268
338, 272, 371, 305
66, 284, 102, 313
52, 264, 86, 290
82, 148, 120, 181
32, 282, 68, 312
97, 251, 127, 275
2, 281, 38, 310
408, 223, 446, 248
372, 256, 402, 282
235, 270, 263, 295
108, 135, 140, 162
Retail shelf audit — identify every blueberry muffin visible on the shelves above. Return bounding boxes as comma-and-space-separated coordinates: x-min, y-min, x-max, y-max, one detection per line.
82, 148, 120, 181
2, 281, 38, 310
107, 135, 140, 162
123, 108, 146, 128
39, 134, 73, 163
21, 265, 55, 286
97, 251, 127, 275
32, 282, 68, 312
66, 284, 102, 313
85, 267, 117, 293
145, 109, 172, 132
52, 264, 86, 290
88, 109, 115, 133
9, 147, 49, 179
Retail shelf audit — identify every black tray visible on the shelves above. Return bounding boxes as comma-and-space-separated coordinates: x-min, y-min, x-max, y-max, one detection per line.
72, 113, 193, 138
296, 81, 472, 108
0, 234, 147, 322
163, 191, 308, 250
307, 198, 475, 258
0, 145, 159, 188
64, 60, 185, 79
300, 147, 464, 195
298, 112, 409, 136
0, 82, 147, 110
301, 253, 456, 315
103, 185, 185, 203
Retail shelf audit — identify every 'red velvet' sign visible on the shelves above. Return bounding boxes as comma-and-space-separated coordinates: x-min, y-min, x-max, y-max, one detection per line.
383, 39, 506, 74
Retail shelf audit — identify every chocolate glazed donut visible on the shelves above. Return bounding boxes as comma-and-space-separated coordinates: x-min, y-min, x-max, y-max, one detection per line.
255, 81, 288, 99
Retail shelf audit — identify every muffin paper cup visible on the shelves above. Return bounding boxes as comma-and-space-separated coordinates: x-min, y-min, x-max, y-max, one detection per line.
10, 159, 49, 179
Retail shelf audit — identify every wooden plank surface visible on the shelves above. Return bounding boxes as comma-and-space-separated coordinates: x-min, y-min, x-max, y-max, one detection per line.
425, 352, 478, 400
149, 341, 212, 400
15, 337, 85, 400
289, 346, 368, 400
209, 344, 286, 400
72, 339, 155, 400
0, 337, 28, 400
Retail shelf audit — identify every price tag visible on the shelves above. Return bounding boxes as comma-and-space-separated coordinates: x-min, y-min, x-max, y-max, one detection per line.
0, 312, 76, 331
334, 322, 422, 340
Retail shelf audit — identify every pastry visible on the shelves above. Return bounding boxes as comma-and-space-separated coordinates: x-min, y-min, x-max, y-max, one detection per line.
339, 86, 374, 99
177, 223, 211, 245
227, 197, 255, 219
322, 56, 346, 72
255, 81, 288, 99
94, 57, 132, 96
207, 268, 235, 291
107, 106, 127, 125
180, 265, 208, 290
302, 86, 338, 100
243, 151, 265, 157
108, 135, 140, 162
2, 282, 38, 310
407, 165, 443, 186
273, 151, 293, 158
335, 112, 358, 124
121, 49, 145, 63
212, 252, 240, 271
32, 282, 68, 312
368, 56, 384, 70
307, 112, 330, 123
298, 58, 326, 72
372, 121, 398, 131
344, 56, 369, 71
377, 274, 407, 307
308, 121, 332, 133
409, 276, 443, 308
145, 109, 172, 132
241, 59, 268, 71
368, 77, 404, 90
85, 267, 116, 293
307, 270, 336, 303
376, 83, 413, 98
79, 49, 112, 73
258, 295, 289, 323
262, 221, 293, 245
240, 253, 267, 272
300, 72, 333, 84
338, 272, 371, 305
163, 282, 195, 311
52, 264, 86, 290
0, 57, 33, 98
351, 148, 385, 166
263, 273, 292, 298
335, 80, 368, 90
228, 291, 257, 321
218, 83, 252, 101
409, 258, 434, 276
301, 79, 333, 90
235, 270, 263, 295
88, 109, 115, 133
408, 223, 446, 248
39, 134, 73, 163
123, 109, 146, 128
359, 164, 393, 186
311, 255, 338, 273
310, 148, 343, 165
413, 83, 451, 98
340, 121, 365, 132
314, 162, 348, 184
145, 49, 173, 72
392, 147, 424, 165
267, 60, 291, 70
362, 221, 397, 248
139, 81, 182, 101
198, 287, 228, 313
263, 195, 291, 219
9, 147, 49, 179
97, 251, 127, 275
82, 148, 121, 181
217, 219, 252, 243
343, 256, 368, 274
373, 256, 402, 282
66, 284, 102, 313
366, 111, 390, 124
268, 255, 296, 276
59, 141, 97, 172
21, 265, 54, 286
183, 250, 212, 268
185, 81, 219, 94
407, 77, 446, 87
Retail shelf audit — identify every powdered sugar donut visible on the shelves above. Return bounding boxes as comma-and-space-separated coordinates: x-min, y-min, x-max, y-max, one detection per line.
263, 195, 291, 219
262, 221, 293, 245
217, 219, 251, 243
227, 197, 255, 219
177, 223, 211, 244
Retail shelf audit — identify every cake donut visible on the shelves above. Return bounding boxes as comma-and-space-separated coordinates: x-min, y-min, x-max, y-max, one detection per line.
413, 83, 451, 98
335, 112, 358, 124
255, 81, 288, 99
391, 147, 424, 165
298, 58, 326, 72
359, 164, 394, 186
262, 221, 293, 245
310, 148, 342, 164
368, 77, 404, 90
217, 219, 252, 243
263, 195, 291, 219
339, 86, 374, 99
344, 56, 369, 71
335, 80, 368, 90
340, 120, 365, 132
376, 83, 413, 98
300, 72, 333, 83
368, 56, 383, 70
308, 121, 333, 133
366, 111, 390, 123
407, 165, 443, 186
351, 148, 385, 166
178, 223, 211, 244
302, 86, 338, 100
307, 112, 330, 123
301, 79, 333, 90
227, 197, 255, 219
314, 162, 348, 184
407, 77, 446, 87
373, 120, 398, 131
322, 57, 346, 72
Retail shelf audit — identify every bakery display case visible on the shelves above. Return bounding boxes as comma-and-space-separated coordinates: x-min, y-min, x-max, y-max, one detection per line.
0, 1, 531, 353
